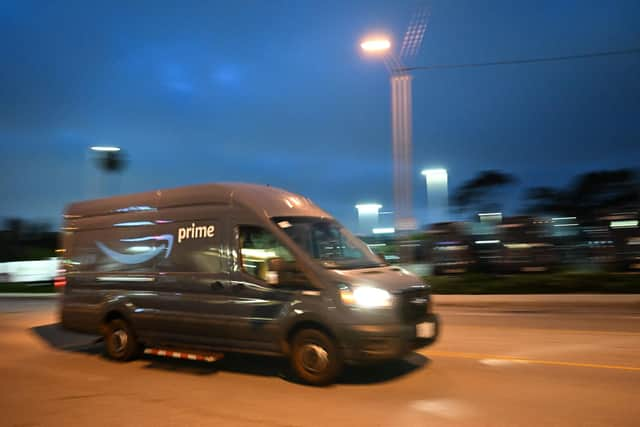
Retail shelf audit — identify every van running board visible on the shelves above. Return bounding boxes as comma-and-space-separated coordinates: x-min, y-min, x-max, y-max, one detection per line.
144, 348, 224, 363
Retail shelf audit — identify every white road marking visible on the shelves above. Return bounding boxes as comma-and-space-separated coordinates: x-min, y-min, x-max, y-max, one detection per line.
410, 399, 472, 419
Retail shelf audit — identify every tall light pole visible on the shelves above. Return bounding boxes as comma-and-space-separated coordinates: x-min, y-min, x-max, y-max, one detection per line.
360, 8, 429, 232
361, 38, 416, 232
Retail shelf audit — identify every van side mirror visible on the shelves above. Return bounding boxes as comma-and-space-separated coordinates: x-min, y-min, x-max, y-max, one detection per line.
265, 258, 283, 285
266, 257, 305, 287
267, 257, 284, 272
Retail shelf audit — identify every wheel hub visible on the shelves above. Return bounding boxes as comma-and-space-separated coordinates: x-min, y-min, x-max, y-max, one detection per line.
111, 329, 128, 353
300, 343, 329, 373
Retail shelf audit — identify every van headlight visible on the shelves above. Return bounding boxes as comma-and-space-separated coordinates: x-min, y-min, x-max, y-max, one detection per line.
340, 286, 393, 309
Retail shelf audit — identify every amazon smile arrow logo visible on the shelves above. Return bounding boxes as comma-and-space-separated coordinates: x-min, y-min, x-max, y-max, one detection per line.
96, 234, 174, 265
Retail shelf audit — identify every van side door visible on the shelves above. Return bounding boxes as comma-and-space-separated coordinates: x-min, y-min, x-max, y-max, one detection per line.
153, 215, 231, 347
226, 224, 313, 352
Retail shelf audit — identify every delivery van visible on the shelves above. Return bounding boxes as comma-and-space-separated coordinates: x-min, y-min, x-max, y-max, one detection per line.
59, 183, 439, 385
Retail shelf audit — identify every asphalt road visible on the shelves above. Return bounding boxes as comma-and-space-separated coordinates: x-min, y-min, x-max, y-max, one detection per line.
1, 297, 639, 427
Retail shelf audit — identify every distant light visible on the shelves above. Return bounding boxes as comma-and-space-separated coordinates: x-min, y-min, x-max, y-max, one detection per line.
475, 240, 501, 245
355, 204, 383, 215
90, 146, 121, 152
372, 227, 395, 234
478, 212, 502, 223
553, 223, 579, 227
552, 216, 577, 221
504, 243, 550, 249
360, 38, 391, 52
611, 220, 638, 229
421, 169, 448, 182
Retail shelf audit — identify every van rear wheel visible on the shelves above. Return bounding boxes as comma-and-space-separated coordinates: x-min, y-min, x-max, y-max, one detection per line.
104, 318, 140, 361
290, 329, 342, 386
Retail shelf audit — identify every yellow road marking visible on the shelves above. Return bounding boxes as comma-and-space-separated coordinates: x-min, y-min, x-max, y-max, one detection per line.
423, 350, 640, 372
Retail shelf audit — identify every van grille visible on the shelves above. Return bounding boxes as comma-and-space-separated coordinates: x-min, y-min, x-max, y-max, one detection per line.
397, 287, 430, 323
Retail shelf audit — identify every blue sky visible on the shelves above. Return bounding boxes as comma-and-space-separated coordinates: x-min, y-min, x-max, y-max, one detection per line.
1, 0, 639, 230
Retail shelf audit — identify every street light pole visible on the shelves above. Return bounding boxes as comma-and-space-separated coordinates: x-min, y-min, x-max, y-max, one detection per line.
360, 6, 429, 233
89, 146, 124, 198
361, 38, 417, 232
390, 71, 415, 231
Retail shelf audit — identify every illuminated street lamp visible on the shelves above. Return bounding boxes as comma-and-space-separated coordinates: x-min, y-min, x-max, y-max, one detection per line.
90, 146, 121, 152
360, 38, 391, 53
87, 145, 126, 197
421, 169, 449, 224
355, 203, 383, 236
360, 38, 422, 231
361, 36, 415, 232
359, 9, 429, 232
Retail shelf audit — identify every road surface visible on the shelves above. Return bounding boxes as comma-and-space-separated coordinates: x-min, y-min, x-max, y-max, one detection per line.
1, 297, 639, 426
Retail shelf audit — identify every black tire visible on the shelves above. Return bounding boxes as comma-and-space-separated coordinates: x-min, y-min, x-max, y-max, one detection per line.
103, 318, 140, 361
290, 329, 343, 386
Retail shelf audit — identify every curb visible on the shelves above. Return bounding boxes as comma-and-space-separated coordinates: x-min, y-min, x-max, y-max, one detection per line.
434, 294, 640, 303
433, 294, 640, 312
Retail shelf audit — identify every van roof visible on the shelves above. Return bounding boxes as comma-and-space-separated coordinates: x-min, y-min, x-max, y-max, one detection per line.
65, 183, 332, 220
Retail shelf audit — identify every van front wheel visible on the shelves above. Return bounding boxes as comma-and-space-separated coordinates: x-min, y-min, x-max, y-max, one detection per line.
290, 329, 342, 386
104, 318, 140, 361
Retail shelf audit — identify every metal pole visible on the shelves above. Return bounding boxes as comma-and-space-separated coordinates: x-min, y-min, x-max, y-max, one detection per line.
391, 72, 416, 232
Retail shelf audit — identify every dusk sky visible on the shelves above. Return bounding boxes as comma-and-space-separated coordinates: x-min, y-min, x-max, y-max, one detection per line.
1, 0, 639, 230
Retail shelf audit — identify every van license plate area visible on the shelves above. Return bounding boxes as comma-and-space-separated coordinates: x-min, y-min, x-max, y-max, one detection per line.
416, 322, 435, 338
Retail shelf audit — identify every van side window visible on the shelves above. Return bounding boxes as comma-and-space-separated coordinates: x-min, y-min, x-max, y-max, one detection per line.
238, 226, 294, 281
156, 220, 226, 274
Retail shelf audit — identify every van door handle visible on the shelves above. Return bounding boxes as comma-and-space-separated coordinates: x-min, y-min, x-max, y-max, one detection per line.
210, 281, 225, 291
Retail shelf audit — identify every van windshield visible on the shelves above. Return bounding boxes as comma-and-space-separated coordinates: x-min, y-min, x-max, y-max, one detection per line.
272, 217, 386, 270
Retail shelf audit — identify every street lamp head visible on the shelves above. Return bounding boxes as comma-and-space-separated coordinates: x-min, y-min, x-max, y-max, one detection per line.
360, 38, 391, 53
421, 168, 448, 182
355, 203, 383, 215
90, 146, 121, 152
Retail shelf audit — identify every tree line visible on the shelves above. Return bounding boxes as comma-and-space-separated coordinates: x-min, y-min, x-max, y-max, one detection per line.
452, 168, 640, 223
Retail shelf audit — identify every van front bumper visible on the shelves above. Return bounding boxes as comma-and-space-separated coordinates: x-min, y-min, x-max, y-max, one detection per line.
339, 313, 440, 364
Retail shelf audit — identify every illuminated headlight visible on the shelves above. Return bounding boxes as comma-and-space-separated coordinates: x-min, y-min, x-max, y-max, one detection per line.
340, 286, 393, 308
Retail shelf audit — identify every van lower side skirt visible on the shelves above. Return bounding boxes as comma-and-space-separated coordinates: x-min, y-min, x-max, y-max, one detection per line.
144, 348, 224, 362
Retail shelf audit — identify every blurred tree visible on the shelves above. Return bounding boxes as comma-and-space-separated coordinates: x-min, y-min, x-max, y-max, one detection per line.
5, 218, 24, 234
452, 170, 516, 216
526, 169, 640, 221
0, 218, 56, 261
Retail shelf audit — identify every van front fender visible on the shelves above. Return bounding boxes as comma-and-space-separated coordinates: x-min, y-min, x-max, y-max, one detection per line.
279, 309, 341, 356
